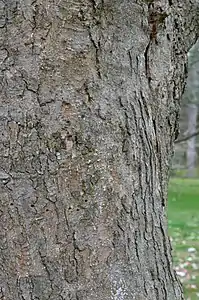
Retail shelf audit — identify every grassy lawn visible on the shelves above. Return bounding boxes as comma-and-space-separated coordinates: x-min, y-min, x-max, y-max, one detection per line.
168, 178, 199, 300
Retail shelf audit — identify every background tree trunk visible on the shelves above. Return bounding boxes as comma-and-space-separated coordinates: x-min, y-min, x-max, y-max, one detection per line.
186, 103, 198, 177
0, 1, 198, 299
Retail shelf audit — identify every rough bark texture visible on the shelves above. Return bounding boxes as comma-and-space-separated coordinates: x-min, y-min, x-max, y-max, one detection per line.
0, 0, 198, 299
186, 103, 198, 177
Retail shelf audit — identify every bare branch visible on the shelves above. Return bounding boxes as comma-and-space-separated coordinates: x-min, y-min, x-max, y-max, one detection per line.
175, 130, 199, 143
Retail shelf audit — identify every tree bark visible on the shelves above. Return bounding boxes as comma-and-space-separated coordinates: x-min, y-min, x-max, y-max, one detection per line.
186, 103, 198, 177
0, 1, 198, 299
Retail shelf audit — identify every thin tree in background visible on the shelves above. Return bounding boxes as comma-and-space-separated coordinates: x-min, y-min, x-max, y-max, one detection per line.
186, 103, 198, 177
185, 41, 199, 177
174, 40, 199, 176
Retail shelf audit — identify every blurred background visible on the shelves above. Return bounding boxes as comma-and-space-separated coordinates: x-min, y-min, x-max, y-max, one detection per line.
169, 39, 199, 300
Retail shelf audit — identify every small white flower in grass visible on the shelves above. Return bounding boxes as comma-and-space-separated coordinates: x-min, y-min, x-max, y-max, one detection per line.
192, 263, 198, 270
176, 269, 187, 277
188, 247, 196, 253
187, 256, 193, 261
190, 284, 197, 289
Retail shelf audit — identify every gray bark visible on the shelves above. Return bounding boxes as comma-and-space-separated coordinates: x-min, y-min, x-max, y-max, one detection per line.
0, 1, 198, 299
186, 103, 198, 177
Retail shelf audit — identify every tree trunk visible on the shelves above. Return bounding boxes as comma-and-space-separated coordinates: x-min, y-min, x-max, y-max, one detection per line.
186, 103, 198, 177
0, 1, 198, 299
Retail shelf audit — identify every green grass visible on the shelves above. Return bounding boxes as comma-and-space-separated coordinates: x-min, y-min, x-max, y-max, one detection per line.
168, 178, 199, 299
